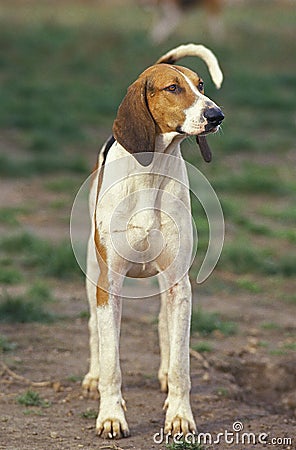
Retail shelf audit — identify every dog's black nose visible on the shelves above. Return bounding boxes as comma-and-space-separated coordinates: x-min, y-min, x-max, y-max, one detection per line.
204, 107, 224, 126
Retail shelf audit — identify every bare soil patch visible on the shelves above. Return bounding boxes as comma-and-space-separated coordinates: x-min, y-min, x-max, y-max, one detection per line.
1, 266, 295, 450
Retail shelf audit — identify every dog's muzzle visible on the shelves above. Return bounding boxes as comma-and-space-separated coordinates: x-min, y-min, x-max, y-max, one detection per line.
197, 107, 224, 163
204, 107, 224, 131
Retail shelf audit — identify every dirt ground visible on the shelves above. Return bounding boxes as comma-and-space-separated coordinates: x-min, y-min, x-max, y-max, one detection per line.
1, 179, 295, 450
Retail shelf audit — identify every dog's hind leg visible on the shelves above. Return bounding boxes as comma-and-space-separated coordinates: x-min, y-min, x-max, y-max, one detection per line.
82, 234, 100, 398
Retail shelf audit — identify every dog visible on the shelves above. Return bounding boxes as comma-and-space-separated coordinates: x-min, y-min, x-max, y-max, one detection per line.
82, 43, 224, 439
141, 0, 224, 43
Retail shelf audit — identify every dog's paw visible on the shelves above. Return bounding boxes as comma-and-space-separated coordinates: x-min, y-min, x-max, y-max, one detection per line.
96, 417, 130, 439
164, 398, 196, 436
82, 373, 99, 399
96, 399, 129, 439
96, 398, 129, 438
164, 415, 196, 435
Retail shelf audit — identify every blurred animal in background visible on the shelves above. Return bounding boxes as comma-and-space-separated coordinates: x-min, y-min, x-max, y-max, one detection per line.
140, 0, 224, 43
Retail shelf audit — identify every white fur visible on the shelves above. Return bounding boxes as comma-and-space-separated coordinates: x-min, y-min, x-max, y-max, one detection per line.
175, 69, 221, 135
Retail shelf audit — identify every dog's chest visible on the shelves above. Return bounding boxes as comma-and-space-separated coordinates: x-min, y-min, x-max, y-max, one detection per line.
97, 171, 166, 244
94, 144, 193, 275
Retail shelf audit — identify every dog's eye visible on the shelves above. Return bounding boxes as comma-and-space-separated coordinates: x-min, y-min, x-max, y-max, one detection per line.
198, 81, 204, 92
165, 84, 178, 92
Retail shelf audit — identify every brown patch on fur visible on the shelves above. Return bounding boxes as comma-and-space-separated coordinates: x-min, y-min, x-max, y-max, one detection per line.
113, 77, 156, 158
93, 160, 109, 307
94, 227, 109, 307
90, 160, 99, 190
145, 65, 198, 134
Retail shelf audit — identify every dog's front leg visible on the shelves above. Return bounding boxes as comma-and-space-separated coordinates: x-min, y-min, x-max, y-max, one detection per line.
158, 275, 170, 393
96, 290, 130, 439
164, 275, 196, 436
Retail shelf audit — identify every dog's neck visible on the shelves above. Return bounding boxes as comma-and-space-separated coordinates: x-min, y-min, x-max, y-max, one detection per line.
155, 132, 186, 156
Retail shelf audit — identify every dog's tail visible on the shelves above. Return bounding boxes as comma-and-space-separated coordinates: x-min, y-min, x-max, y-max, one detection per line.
155, 43, 223, 89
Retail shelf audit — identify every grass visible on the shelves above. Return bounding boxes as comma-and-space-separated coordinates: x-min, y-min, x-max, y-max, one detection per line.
166, 443, 204, 450
220, 244, 296, 277
81, 408, 98, 420
236, 278, 262, 293
49, 199, 68, 210
283, 294, 296, 304
261, 204, 296, 224
0, 2, 295, 174
221, 199, 274, 237
0, 206, 29, 226
0, 335, 17, 352
0, 232, 81, 322
28, 281, 54, 303
0, 232, 82, 279
267, 340, 296, 355
216, 387, 229, 397
0, 15, 139, 177
78, 310, 90, 320
0, 153, 88, 178
191, 309, 236, 336
67, 375, 82, 383
214, 164, 294, 196
17, 390, 50, 408
282, 342, 296, 352
0, 283, 56, 323
261, 322, 280, 331
44, 177, 80, 194
192, 342, 213, 353
0, 296, 54, 323
0, 267, 23, 285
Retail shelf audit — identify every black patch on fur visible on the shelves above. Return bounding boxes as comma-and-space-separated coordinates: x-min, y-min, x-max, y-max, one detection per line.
158, 56, 175, 65
102, 135, 115, 165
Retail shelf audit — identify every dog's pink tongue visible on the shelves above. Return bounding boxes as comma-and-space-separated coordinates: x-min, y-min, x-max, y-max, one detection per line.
196, 135, 212, 163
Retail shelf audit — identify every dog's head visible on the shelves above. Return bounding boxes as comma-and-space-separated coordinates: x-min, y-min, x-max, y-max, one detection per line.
113, 44, 224, 165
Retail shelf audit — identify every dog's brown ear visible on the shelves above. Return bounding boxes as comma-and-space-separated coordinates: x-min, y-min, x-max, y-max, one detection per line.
113, 77, 155, 166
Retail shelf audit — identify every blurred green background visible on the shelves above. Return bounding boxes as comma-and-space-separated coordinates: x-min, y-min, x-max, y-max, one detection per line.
0, 0, 295, 322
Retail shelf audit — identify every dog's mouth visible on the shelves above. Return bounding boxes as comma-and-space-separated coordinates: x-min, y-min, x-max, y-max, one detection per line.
196, 125, 220, 163
196, 107, 224, 162
196, 135, 213, 163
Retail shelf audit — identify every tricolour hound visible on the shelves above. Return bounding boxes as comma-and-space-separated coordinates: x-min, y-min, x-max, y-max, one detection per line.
82, 43, 224, 439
